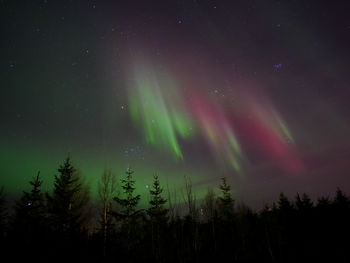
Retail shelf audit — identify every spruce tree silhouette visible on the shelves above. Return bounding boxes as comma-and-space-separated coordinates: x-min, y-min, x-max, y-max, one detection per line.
46, 157, 90, 258
113, 167, 141, 220
295, 193, 313, 211
11, 172, 47, 256
47, 157, 89, 233
277, 192, 294, 214
217, 177, 237, 261
113, 167, 141, 257
13, 172, 46, 228
218, 177, 235, 220
147, 174, 168, 261
2, 157, 350, 262
148, 174, 168, 221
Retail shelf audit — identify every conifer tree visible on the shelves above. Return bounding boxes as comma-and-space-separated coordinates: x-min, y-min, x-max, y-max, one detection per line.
113, 167, 141, 255
13, 172, 46, 230
114, 167, 140, 220
216, 178, 237, 260
47, 157, 90, 234
218, 177, 235, 220
11, 172, 47, 254
277, 192, 295, 229
295, 193, 313, 211
278, 192, 294, 212
316, 196, 331, 212
147, 174, 168, 222
333, 188, 349, 224
147, 174, 168, 261
334, 188, 349, 208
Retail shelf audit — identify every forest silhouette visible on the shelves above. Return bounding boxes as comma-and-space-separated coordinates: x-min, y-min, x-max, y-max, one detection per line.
0, 157, 349, 262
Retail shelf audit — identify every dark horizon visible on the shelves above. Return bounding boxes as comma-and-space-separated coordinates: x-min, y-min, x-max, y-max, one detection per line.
0, 157, 349, 262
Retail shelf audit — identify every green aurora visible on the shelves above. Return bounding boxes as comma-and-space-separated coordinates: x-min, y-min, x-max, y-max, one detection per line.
0, 138, 215, 206
2, 0, 350, 209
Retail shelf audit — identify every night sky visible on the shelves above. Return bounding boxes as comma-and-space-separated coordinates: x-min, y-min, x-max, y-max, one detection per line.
1, 0, 350, 207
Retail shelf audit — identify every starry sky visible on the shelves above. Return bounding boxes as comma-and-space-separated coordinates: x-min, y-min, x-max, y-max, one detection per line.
1, 0, 350, 207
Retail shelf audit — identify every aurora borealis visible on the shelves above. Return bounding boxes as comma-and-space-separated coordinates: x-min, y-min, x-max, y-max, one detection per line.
1, 0, 350, 207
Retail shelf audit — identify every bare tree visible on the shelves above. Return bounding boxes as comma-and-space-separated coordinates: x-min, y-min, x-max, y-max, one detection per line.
182, 175, 198, 260
183, 175, 197, 220
98, 169, 118, 257
202, 187, 217, 251
203, 187, 216, 222
166, 182, 179, 221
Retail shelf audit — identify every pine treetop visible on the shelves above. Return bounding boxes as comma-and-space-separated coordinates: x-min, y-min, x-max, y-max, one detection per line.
295, 193, 313, 210
149, 175, 167, 208
148, 175, 168, 220
14, 172, 46, 225
219, 177, 234, 206
114, 167, 140, 217
278, 192, 294, 211
46, 157, 90, 233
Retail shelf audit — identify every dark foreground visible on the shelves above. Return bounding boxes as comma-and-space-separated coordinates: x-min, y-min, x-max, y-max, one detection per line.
0, 158, 349, 262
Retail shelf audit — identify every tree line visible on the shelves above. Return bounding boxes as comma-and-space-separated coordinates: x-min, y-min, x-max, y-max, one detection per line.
0, 157, 349, 262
